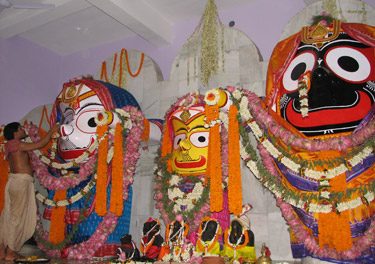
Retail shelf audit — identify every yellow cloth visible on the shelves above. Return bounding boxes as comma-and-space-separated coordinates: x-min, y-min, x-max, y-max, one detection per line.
0, 173, 37, 251
222, 245, 256, 262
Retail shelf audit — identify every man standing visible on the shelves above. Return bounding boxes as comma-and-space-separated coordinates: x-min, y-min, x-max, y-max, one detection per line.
0, 122, 58, 261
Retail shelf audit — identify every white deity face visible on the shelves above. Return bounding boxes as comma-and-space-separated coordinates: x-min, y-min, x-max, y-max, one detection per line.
57, 83, 104, 161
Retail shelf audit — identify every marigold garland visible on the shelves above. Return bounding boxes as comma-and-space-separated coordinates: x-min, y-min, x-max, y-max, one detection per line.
125, 49, 145, 78
141, 118, 150, 142
205, 103, 223, 212
112, 52, 118, 79
109, 122, 124, 216
100, 61, 109, 82
228, 104, 242, 215
317, 173, 352, 252
119, 49, 125, 87
49, 190, 67, 244
96, 123, 109, 216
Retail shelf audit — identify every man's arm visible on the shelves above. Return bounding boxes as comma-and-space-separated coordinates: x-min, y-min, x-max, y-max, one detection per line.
19, 123, 59, 151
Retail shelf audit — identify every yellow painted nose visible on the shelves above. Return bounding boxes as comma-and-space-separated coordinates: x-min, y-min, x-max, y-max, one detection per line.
179, 139, 191, 151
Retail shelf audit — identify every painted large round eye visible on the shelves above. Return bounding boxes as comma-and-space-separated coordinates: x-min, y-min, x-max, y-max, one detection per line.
75, 110, 101, 133
325, 47, 371, 82
189, 131, 209, 148
282, 51, 316, 92
173, 134, 186, 149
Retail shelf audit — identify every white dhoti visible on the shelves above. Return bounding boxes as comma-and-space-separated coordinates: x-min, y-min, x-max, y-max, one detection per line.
0, 173, 37, 252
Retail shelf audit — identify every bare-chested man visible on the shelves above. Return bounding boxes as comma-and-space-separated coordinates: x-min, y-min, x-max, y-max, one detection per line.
0, 122, 58, 261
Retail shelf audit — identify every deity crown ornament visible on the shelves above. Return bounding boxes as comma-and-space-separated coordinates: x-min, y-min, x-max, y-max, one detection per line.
302, 19, 341, 46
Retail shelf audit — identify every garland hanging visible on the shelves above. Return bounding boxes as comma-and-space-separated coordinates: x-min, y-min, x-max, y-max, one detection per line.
31, 105, 144, 259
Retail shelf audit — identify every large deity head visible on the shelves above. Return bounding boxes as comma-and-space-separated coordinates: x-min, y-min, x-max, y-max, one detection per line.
170, 106, 209, 175
52, 78, 140, 160
266, 21, 374, 137
165, 89, 230, 176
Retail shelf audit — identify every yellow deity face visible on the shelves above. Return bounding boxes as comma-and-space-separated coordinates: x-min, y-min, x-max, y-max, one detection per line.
171, 107, 209, 175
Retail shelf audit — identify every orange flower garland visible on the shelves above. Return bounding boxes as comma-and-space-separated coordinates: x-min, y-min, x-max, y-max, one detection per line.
318, 173, 352, 251
141, 118, 150, 142
205, 104, 223, 212
109, 123, 124, 216
112, 53, 118, 80
119, 49, 125, 87
100, 61, 109, 82
228, 105, 242, 216
49, 190, 67, 244
125, 49, 145, 78
95, 124, 109, 216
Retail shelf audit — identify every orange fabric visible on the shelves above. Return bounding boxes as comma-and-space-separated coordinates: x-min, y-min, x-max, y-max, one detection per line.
317, 173, 352, 251
49, 190, 67, 244
109, 123, 123, 216
265, 32, 301, 109
205, 104, 223, 212
96, 124, 108, 216
228, 105, 242, 215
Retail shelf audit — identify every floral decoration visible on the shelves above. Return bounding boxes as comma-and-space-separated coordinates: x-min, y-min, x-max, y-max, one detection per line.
30, 105, 144, 259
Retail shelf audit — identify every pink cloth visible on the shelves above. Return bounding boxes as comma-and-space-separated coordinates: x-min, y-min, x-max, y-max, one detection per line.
5, 139, 20, 159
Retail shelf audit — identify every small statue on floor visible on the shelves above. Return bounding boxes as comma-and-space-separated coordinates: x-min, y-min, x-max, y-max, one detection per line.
222, 204, 256, 264
117, 234, 140, 261
196, 216, 222, 256
139, 217, 164, 262
159, 214, 192, 262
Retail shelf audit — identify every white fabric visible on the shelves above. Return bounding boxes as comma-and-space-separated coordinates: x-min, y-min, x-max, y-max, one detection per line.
0, 173, 37, 251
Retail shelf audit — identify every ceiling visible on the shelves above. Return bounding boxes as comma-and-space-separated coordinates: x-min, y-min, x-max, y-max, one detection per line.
0, 0, 277, 55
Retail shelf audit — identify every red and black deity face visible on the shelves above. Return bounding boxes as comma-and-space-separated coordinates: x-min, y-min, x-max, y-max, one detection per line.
268, 22, 374, 137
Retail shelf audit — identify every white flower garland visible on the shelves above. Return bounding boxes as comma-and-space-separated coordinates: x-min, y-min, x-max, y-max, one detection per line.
204, 88, 221, 106
36, 177, 95, 207
167, 174, 205, 213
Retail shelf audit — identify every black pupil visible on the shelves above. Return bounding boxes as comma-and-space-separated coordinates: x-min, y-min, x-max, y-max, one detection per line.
88, 118, 97, 127
291, 63, 307, 80
338, 56, 359, 72
198, 136, 206, 143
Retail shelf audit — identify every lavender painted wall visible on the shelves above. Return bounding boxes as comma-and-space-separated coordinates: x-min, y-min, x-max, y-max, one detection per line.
0, 36, 62, 124
0, 0, 373, 124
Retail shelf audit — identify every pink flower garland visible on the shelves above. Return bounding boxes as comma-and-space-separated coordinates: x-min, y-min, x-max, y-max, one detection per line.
241, 89, 375, 152
26, 123, 97, 190
33, 105, 144, 259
